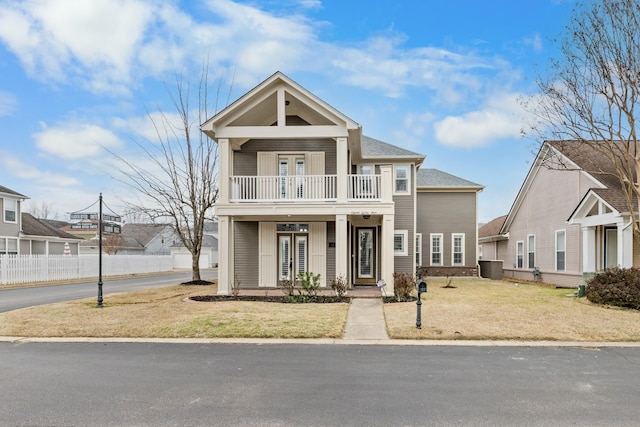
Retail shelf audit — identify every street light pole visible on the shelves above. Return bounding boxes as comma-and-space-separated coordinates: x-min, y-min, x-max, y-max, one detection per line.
97, 193, 103, 308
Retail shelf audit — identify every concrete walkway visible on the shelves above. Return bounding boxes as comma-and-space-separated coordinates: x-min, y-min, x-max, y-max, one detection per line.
343, 298, 388, 340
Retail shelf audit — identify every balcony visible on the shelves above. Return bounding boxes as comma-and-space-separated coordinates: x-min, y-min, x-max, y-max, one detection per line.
230, 175, 382, 202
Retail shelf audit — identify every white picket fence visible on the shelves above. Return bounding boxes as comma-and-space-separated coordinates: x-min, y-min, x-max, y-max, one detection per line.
0, 254, 174, 285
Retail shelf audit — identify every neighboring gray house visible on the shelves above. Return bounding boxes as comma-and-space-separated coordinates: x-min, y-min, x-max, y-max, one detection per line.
80, 223, 177, 255
416, 169, 484, 276
171, 235, 218, 269
1, 185, 81, 255
200, 71, 483, 295
481, 141, 640, 287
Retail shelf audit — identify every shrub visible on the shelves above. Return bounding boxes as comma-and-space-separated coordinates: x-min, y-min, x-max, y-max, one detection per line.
393, 272, 416, 302
586, 267, 640, 310
297, 271, 321, 297
279, 279, 295, 296
330, 274, 348, 297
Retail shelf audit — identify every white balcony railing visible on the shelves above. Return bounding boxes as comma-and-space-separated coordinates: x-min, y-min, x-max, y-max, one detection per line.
229, 174, 382, 202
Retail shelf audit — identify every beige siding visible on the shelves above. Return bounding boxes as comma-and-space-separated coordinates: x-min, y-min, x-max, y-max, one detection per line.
309, 222, 327, 286
504, 167, 594, 285
234, 222, 259, 287
416, 192, 477, 267
259, 222, 277, 286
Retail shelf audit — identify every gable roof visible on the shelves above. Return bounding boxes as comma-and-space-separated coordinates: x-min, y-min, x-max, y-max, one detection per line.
121, 223, 172, 248
416, 168, 483, 190
0, 185, 27, 199
500, 141, 606, 234
478, 215, 508, 242
361, 135, 424, 160
21, 213, 81, 240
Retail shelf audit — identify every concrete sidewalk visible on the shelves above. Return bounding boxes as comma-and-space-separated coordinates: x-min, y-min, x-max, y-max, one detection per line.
343, 298, 388, 340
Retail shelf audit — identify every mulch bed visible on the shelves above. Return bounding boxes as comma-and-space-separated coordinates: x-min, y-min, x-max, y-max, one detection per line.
181, 280, 215, 286
189, 295, 351, 303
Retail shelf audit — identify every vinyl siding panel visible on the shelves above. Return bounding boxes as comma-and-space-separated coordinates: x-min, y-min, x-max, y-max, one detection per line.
234, 222, 259, 286
309, 222, 327, 286
258, 222, 277, 286
393, 184, 415, 273
326, 221, 336, 282
503, 166, 594, 286
416, 192, 477, 267
233, 139, 336, 176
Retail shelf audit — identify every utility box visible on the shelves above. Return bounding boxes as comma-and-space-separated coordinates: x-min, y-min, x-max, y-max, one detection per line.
479, 260, 503, 280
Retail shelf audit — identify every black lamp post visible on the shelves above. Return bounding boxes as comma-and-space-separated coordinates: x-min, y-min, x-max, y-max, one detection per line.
97, 193, 103, 308
416, 268, 427, 329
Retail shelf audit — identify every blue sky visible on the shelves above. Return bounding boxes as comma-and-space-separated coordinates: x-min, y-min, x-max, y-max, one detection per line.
0, 0, 574, 222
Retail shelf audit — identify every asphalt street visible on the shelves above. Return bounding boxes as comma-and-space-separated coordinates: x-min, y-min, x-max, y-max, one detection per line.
1, 342, 639, 426
0, 270, 217, 313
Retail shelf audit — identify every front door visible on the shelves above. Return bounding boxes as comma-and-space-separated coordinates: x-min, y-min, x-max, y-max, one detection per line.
605, 227, 618, 269
356, 227, 376, 284
279, 155, 305, 199
278, 233, 308, 281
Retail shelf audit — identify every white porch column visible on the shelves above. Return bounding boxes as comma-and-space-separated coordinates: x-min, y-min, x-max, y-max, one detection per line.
217, 215, 232, 295
381, 213, 395, 294
336, 137, 347, 202
379, 165, 393, 203
582, 226, 596, 273
619, 221, 633, 268
335, 214, 348, 281
218, 138, 230, 203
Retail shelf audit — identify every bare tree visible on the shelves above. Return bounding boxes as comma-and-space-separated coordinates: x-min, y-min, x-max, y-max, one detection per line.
103, 233, 124, 255
25, 200, 59, 220
111, 69, 219, 282
525, 0, 640, 235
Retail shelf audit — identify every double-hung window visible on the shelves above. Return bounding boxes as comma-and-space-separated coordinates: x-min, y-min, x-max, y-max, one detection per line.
556, 230, 566, 271
527, 234, 536, 269
415, 233, 422, 267
430, 233, 442, 266
452, 233, 464, 266
516, 241, 524, 269
3, 198, 17, 223
394, 165, 410, 195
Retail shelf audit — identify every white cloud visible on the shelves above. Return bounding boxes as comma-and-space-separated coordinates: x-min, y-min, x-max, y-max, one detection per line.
523, 33, 543, 52
34, 122, 123, 159
433, 93, 527, 148
391, 111, 435, 148
0, 91, 17, 116
112, 112, 186, 143
0, 151, 79, 186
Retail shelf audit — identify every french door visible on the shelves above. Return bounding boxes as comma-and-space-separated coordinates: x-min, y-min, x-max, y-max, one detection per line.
278, 233, 308, 281
279, 155, 305, 199
356, 227, 376, 283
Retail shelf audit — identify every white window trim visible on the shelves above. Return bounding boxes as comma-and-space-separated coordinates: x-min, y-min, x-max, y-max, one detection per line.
527, 234, 536, 269
393, 164, 411, 195
555, 229, 566, 271
3, 198, 17, 224
516, 240, 524, 269
452, 233, 465, 266
415, 233, 423, 267
430, 233, 443, 266
394, 230, 408, 256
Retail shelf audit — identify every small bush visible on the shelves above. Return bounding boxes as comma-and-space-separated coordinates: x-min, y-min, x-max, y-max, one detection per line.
298, 271, 321, 297
330, 274, 348, 297
586, 267, 640, 310
279, 279, 295, 296
393, 272, 416, 302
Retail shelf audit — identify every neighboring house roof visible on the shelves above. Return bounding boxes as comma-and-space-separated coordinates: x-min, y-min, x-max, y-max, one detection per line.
40, 219, 71, 229
0, 185, 28, 199
361, 136, 425, 161
171, 235, 218, 248
120, 223, 172, 249
478, 215, 508, 242
203, 221, 218, 235
547, 140, 634, 214
21, 213, 81, 240
416, 168, 483, 190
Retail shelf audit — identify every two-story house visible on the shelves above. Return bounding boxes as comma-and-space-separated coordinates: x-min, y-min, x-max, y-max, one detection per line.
1, 185, 81, 255
201, 72, 482, 295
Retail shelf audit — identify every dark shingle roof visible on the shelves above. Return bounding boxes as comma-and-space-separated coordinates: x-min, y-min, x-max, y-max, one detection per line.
361, 136, 424, 159
0, 185, 27, 198
478, 215, 508, 239
547, 140, 635, 212
416, 168, 483, 189
21, 213, 81, 239
171, 235, 218, 248
121, 223, 171, 248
